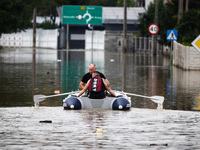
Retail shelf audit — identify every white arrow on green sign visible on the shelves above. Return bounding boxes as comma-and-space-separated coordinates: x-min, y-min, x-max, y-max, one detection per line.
62, 5, 103, 25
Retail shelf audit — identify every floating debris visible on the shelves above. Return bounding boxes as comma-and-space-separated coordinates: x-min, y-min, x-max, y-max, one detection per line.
150, 143, 168, 146
110, 59, 114, 62
39, 120, 52, 123
95, 129, 103, 133
54, 90, 60, 94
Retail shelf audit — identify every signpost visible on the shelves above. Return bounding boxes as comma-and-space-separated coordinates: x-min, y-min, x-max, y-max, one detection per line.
167, 30, 178, 64
191, 35, 200, 53
148, 24, 159, 55
62, 6, 103, 25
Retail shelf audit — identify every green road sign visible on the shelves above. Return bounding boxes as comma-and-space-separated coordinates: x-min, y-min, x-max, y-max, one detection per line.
62, 5, 103, 25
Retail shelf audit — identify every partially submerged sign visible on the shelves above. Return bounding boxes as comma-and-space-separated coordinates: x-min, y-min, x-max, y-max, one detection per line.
62, 5, 103, 25
191, 35, 200, 53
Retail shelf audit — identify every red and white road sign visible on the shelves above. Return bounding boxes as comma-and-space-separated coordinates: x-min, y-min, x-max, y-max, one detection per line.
148, 24, 159, 35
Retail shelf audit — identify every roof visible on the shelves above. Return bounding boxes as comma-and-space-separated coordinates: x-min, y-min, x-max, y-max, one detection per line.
56, 6, 146, 25
103, 7, 146, 24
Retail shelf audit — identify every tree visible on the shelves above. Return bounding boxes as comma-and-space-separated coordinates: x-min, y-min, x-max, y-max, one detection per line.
0, 0, 32, 35
178, 0, 183, 22
176, 4, 200, 45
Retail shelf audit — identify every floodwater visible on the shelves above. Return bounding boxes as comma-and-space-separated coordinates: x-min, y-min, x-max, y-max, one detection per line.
0, 48, 200, 149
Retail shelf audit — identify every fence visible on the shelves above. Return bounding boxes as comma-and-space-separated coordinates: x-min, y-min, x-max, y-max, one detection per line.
0, 29, 58, 49
134, 37, 152, 51
104, 31, 162, 53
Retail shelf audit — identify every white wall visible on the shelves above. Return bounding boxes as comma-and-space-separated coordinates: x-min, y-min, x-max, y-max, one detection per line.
0, 29, 58, 49
173, 41, 200, 70
85, 30, 105, 50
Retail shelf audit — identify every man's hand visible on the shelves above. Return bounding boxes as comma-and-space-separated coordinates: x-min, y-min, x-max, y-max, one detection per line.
79, 81, 85, 89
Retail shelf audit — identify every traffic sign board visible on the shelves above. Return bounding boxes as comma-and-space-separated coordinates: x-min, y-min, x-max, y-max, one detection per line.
191, 34, 200, 53
167, 30, 177, 41
62, 5, 103, 25
148, 24, 159, 35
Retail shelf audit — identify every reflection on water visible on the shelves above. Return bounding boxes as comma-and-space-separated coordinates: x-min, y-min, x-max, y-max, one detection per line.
0, 48, 200, 110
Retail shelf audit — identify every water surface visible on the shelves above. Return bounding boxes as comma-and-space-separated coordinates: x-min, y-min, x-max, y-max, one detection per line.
1, 107, 200, 149
1, 48, 200, 110
0, 48, 200, 149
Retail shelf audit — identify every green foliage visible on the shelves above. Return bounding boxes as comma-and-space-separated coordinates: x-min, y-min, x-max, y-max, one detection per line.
176, 8, 200, 45
117, 0, 136, 7
37, 20, 59, 29
138, 2, 155, 36
0, 0, 32, 34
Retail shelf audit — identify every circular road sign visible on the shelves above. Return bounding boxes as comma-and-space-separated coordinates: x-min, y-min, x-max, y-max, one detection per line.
148, 24, 159, 35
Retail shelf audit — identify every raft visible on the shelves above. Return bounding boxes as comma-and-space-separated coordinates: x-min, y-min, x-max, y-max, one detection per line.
63, 91, 131, 110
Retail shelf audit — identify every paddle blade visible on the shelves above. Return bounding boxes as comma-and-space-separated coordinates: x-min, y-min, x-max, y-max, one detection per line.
150, 96, 164, 103
150, 96, 164, 109
34, 95, 46, 107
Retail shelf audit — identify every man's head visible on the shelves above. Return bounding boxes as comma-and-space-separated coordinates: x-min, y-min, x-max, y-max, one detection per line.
92, 71, 100, 77
89, 64, 96, 75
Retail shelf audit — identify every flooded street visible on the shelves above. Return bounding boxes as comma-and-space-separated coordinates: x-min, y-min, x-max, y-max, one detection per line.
1, 107, 200, 149
0, 48, 200, 149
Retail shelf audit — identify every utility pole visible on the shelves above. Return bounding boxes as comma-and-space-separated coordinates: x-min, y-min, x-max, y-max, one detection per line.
153, 0, 159, 56
123, 0, 127, 53
122, 0, 127, 91
33, 8, 37, 48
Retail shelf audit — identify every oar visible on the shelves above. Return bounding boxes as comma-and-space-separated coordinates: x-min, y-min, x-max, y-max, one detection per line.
122, 92, 164, 109
33, 91, 79, 107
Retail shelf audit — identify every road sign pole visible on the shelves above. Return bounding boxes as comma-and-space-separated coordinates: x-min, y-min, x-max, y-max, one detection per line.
66, 24, 69, 50
170, 41, 173, 65
148, 24, 159, 56
151, 35, 154, 56
91, 25, 94, 63
167, 30, 178, 64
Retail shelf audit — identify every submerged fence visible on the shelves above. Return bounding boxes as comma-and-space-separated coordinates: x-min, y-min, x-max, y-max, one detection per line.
105, 31, 162, 53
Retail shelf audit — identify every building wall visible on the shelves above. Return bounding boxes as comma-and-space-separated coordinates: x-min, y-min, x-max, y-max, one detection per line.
0, 29, 58, 49
173, 41, 200, 70
85, 30, 105, 50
